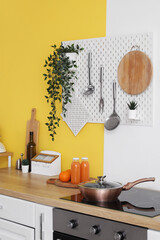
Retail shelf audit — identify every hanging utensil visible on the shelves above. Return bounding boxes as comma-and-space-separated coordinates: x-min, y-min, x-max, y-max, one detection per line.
83, 52, 95, 96
104, 82, 120, 130
99, 66, 104, 114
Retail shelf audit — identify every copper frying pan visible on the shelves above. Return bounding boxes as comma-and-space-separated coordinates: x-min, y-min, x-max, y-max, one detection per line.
78, 177, 155, 202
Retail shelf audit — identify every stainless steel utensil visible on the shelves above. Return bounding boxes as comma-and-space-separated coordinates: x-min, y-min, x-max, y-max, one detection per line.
78, 176, 155, 202
99, 66, 104, 114
83, 52, 95, 96
16, 158, 21, 170
104, 82, 120, 130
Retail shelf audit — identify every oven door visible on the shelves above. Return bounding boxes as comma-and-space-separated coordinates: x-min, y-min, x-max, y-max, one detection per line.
54, 231, 86, 240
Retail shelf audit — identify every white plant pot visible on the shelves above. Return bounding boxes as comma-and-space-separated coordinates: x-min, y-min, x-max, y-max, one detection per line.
65, 53, 77, 71
128, 109, 137, 120
22, 165, 29, 173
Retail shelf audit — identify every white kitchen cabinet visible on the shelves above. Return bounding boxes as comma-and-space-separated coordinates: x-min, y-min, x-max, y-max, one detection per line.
148, 229, 160, 239
0, 218, 34, 240
0, 194, 54, 240
35, 204, 53, 240
0, 194, 35, 227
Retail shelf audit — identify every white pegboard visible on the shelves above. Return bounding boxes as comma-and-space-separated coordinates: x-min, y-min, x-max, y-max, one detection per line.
62, 32, 153, 128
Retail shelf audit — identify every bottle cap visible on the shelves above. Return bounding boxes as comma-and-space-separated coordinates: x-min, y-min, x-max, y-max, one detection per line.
82, 157, 88, 160
73, 157, 79, 161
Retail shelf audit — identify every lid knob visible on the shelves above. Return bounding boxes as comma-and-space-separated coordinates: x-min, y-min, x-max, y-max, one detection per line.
97, 176, 106, 184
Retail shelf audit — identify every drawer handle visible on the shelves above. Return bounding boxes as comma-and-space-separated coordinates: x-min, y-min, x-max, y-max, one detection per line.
0, 205, 3, 210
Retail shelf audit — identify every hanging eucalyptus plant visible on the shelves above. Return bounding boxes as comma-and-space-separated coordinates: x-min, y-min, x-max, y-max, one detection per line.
43, 43, 83, 141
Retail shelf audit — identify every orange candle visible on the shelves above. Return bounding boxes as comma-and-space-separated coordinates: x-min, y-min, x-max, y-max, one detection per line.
80, 157, 89, 183
71, 158, 80, 184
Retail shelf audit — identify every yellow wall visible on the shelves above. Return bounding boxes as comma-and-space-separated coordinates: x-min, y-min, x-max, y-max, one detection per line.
0, 0, 106, 177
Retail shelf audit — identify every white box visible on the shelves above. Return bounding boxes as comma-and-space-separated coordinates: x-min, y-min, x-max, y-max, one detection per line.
31, 150, 61, 176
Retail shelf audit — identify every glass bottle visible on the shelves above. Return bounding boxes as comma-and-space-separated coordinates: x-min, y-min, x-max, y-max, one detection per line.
27, 132, 36, 172
80, 157, 89, 182
71, 158, 80, 184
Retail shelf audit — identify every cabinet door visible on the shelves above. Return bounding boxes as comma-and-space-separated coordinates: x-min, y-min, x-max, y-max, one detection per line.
0, 218, 34, 240
35, 204, 53, 240
148, 229, 160, 240
0, 194, 35, 227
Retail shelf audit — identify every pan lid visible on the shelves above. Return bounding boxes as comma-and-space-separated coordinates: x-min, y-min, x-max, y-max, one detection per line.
79, 176, 122, 189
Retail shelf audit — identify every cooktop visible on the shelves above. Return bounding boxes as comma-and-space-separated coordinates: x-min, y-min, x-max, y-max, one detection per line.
61, 188, 160, 217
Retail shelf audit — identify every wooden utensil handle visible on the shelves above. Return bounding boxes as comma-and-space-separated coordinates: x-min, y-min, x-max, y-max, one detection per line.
123, 177, 155, 190
31, 108, 36, 120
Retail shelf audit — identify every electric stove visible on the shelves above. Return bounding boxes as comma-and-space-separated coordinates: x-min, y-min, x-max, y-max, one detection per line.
61, 187, 160, 217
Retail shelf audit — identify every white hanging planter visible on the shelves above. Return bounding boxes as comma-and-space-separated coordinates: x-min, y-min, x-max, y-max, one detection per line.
22, 165, 29, 173
128, 109, 137, 120
65, 53, 77, 71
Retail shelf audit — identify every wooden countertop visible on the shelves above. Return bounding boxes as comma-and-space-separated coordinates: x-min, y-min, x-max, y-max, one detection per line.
0, 168, 160, 231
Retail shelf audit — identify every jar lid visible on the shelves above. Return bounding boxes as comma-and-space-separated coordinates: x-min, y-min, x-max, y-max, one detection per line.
82, 157, 88, 160
73, 157, 79, 160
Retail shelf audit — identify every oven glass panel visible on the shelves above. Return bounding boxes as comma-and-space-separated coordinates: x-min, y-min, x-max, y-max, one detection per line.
54, 231, 85, 240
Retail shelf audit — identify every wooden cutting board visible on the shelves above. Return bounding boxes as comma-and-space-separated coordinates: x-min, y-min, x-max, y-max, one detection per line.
118, 50, 153, 95
47, 179, 79, 189
25, 108, 40, 158
47, 178, 96, 189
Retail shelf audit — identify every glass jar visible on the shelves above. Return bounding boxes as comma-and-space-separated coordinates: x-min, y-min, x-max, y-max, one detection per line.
80, 157, 89, 182
71, 158, 80, 184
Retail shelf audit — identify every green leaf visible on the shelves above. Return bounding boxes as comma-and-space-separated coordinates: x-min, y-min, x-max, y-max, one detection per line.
44, 43, 84, 141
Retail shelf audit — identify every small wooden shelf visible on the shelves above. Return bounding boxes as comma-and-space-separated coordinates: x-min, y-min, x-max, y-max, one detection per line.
0, 152, 13, 167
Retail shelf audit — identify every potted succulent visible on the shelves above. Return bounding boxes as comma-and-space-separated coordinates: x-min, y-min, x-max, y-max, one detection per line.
127, 100, 138, 119
43, 43, 84, 141
21, 159, 29, 173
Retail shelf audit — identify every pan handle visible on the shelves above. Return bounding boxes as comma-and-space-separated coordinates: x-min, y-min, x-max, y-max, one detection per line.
123, 177, 155, 191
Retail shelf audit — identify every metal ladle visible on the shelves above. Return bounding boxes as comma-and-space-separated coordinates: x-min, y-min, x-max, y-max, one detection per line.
83, 52, 95, 96
104, 82, 120, 130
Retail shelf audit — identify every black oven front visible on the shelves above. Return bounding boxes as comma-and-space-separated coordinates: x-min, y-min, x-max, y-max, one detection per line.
53, 208, 147, 240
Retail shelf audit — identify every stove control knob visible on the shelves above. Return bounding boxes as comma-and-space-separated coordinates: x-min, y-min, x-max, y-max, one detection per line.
90, 225, 101, 235
67, 219, 78, 229
114, 231, 125, 240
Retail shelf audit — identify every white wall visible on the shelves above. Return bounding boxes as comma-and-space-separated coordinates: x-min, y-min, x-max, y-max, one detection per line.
104, 0, 160, 190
